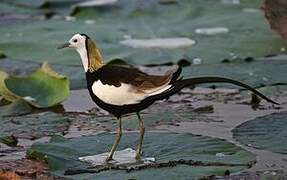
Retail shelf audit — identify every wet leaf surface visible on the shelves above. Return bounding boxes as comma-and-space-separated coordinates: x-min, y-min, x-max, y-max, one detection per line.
233, 111, 287, 154
27, 132, 255, 179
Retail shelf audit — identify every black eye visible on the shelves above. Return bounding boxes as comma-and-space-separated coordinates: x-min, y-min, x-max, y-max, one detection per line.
73, 39, 78, 43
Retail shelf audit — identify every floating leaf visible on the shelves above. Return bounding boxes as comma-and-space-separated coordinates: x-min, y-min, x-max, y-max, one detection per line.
0, 62, 70, 108
27, 132, 255, 179
233, 111, 287, 154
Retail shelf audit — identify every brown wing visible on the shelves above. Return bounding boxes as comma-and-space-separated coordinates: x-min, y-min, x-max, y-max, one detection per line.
96, 65, 181, 91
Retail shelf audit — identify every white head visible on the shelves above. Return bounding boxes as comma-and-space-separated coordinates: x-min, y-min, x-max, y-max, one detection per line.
59, 33, 104, 72
58, 33, 90, 72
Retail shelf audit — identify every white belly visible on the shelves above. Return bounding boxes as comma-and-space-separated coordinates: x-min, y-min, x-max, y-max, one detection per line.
91, 80, 171, 105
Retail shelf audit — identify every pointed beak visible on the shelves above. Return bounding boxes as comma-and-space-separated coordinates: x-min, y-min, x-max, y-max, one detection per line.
57, 42, 70, 49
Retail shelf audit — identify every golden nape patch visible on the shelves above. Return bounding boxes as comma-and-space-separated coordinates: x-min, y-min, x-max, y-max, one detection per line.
87, 39, 104, 72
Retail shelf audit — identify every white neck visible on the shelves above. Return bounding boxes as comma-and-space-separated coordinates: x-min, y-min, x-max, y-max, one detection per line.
76, 46, 89, 72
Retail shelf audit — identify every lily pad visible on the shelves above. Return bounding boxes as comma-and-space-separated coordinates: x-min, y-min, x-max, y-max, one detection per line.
232, 111, 287, 154
27, 132, 255, 179
0, 62, 70, 108
0, 112, 71, 140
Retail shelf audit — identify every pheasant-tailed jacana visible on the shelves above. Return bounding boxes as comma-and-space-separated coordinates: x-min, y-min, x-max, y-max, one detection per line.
58, 33, 278, 162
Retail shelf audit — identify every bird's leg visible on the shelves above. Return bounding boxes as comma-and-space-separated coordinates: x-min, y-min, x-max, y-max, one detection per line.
106, 117, 122, 162
135, 113, 145, 161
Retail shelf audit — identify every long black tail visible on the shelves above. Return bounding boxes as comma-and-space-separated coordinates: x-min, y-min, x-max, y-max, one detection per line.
148, 76, 279, 105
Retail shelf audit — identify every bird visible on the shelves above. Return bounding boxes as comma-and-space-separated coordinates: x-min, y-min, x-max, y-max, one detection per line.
58, 33, 279, 163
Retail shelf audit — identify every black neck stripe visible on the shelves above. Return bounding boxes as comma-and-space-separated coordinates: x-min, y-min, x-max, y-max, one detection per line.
84, 36, 90, 69
80, 33, 90, 39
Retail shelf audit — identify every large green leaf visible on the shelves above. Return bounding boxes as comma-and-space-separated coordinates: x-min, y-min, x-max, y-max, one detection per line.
0, 62, 70, 108
27, 132, 255, 179
232, 111, 287, 154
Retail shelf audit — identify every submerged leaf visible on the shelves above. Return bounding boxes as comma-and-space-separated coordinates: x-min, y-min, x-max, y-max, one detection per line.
0, 62, 70, 108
